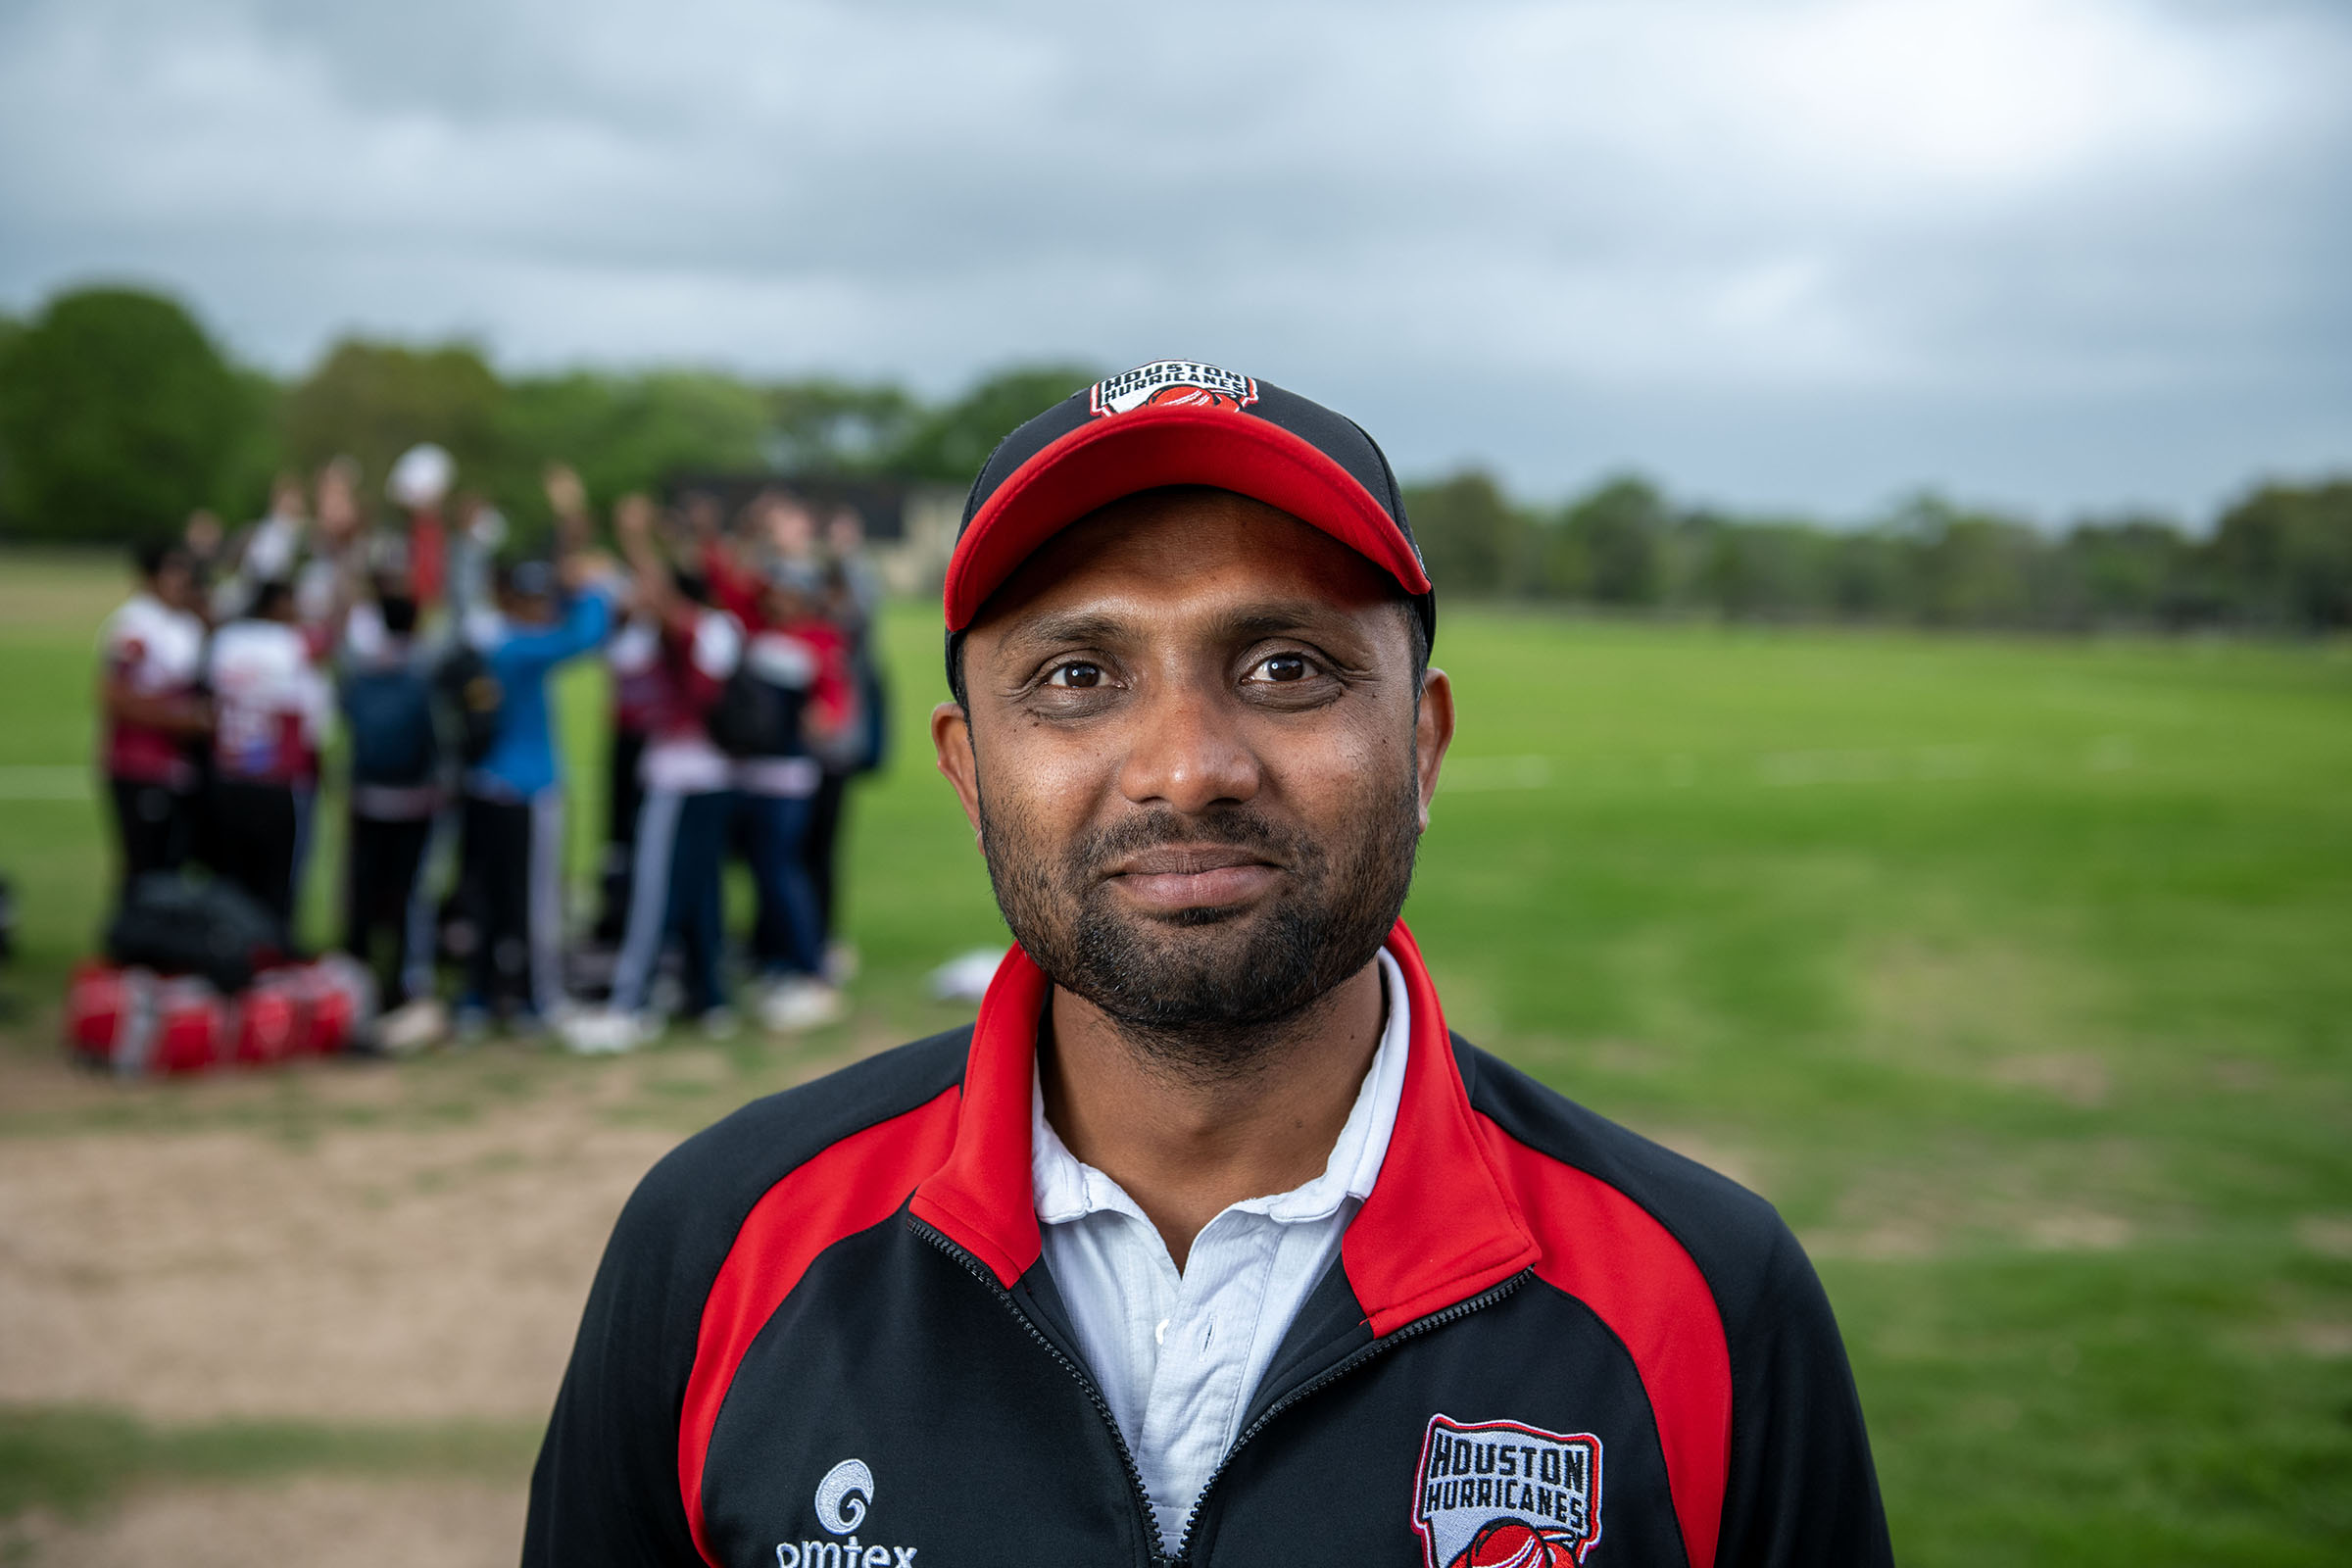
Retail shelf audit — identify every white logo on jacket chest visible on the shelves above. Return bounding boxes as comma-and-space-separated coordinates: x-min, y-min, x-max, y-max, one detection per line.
1412, 1415, 1603, 1568
774, 1459, 916, 1567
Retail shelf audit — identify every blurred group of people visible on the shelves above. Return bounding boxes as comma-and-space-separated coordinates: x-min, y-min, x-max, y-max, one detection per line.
96, 444, 888, 1054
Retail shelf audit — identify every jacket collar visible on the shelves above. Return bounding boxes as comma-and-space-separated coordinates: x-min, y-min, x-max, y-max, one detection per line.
908, 919, 1538, 1337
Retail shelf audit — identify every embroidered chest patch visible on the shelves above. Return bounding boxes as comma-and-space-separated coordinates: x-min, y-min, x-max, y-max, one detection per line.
1412, 1415, 1603, 1567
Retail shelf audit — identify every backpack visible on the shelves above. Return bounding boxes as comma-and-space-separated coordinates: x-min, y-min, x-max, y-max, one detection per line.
434, 644, 504, 765
706, 631, 812, 760
342, 662, 440, 786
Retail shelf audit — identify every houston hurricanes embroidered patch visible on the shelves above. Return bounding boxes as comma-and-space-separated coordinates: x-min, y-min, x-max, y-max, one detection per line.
1412, 1415, 1603, 1568
1086, 360, 1259, 418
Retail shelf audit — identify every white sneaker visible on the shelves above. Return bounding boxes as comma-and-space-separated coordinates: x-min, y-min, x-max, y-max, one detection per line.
562, 1006, 648, 1055
759, 978, 843, 1034
375, 998, 448, 1055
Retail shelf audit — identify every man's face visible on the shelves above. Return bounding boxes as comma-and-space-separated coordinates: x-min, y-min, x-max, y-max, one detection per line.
934, 490, 1453, 1074
152, 556, 195, 611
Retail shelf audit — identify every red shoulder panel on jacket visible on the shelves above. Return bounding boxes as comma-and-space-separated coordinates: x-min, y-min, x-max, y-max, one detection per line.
1343, 922, 1540, 1336
1476, 1120, 1734, 1568
677, 1087, 962, 1566
908, 945, 1050, 1286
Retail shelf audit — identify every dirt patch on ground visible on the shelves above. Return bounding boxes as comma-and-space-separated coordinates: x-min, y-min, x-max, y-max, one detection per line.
1987, 1052, 2112, 1108
0, 1085, 676, 1423
1802, 1139, 2155, 1261
2293, 1213, 2352, 1259
3, 1477, 521, 1568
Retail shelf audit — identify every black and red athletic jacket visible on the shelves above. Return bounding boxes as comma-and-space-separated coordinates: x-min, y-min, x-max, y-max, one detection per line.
525, 923, 1891, 1568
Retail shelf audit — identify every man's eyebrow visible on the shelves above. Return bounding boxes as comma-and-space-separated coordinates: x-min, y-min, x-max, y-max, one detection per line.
1206, 600, 1367, 643
1001, 600, 1366, 654
998, 610, 1133, 653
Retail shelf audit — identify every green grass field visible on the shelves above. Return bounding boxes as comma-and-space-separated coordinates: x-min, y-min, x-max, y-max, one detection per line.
1, 551, 2347, 1563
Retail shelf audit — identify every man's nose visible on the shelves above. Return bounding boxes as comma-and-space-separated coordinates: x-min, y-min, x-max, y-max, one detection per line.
1117, 683, 1260, 814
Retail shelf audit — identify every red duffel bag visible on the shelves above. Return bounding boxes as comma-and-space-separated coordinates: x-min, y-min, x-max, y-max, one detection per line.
67, 963, 231, 1074
148, 977, 231, 1073
232, 984, 302, 1065
248, 955, 376, 1056
68, 956, 378, 1073
64, 959, 143, 1062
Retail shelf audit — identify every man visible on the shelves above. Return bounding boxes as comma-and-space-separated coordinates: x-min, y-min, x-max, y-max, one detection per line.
337, 579, 442, 1014
568, 498, 745, 1048
725, 562, 846, 1033
527, 363, 1890, 1567
594, 590, 664, 951
214, 472, 308, 622
802, 516, 883, 981
588, 480, 676, 954
454, 555, 612, 1034
96, 541, 211, 891
203, 576, 333, 929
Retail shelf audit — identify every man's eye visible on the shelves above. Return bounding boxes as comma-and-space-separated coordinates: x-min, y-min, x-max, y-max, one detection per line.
1045, 662, 1104, 689
1248, 653, 1314, 684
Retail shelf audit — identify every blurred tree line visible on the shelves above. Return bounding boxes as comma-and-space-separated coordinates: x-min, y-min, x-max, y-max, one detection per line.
0, 283, 1091, 550
2, 283, 2346, 632
1401, 471, 2352, 633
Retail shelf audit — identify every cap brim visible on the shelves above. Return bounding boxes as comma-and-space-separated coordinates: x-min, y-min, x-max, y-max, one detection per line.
943, 406, 1432, 632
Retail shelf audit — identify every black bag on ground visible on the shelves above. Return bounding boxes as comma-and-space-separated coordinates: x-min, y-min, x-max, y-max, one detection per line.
106, 872, 286, 992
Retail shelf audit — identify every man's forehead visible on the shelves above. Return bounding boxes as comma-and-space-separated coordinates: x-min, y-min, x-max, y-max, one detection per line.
974, 489, 1396, 640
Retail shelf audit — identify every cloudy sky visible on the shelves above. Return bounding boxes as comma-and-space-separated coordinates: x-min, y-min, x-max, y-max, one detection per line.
3, 0, 2346, 519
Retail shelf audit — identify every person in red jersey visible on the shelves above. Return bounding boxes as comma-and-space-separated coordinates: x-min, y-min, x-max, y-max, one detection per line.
528, 363, 1890, 1568
96, 540, 213, 891
566, 496, 747, 1048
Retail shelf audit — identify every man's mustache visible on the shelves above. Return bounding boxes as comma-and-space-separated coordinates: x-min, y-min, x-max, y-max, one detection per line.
1068, 808, 1305, 884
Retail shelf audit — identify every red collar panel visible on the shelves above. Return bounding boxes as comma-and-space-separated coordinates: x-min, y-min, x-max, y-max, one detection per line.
907, 919, 1540, 1338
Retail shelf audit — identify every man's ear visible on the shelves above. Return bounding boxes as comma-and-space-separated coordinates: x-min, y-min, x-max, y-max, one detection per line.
1414, 667, 1455, 833
932, 701, 986, 845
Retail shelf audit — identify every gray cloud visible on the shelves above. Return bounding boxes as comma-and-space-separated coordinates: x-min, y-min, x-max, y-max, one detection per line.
2, 0, 2346, 517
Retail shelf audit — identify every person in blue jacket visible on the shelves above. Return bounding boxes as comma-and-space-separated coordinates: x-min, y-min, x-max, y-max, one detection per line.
456, 553, 614, 1033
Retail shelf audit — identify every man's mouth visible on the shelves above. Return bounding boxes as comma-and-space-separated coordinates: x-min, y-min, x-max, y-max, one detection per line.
1102, 844, 1284, 913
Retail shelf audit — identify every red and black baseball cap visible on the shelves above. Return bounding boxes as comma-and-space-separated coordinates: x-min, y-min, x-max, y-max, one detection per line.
942, 360, 1435, 689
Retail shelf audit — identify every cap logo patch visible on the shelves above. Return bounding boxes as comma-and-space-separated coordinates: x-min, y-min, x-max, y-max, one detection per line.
1087, 360, 1258, 418
1412, 1415, 1602, 1568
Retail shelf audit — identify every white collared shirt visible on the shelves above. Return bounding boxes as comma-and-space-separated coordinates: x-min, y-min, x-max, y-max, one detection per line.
1031, 948, 1411, 1553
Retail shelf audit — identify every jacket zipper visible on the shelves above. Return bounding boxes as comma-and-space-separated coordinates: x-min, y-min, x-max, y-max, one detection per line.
1170, 1268, 1533, 1565
910, 1217, 1174, 1566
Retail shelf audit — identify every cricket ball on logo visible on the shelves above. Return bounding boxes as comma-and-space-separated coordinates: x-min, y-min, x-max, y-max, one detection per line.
1455, 1518, 1585, 1568
1086, 360, 1259, 419
1139, 382, 1248, 412
1411, 1415, 1603, 1568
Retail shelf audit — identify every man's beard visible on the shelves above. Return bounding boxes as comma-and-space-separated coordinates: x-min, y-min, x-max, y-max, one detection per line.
977, 762, 1422, 1081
